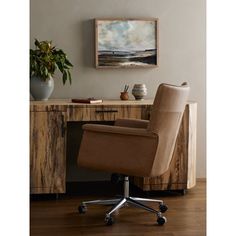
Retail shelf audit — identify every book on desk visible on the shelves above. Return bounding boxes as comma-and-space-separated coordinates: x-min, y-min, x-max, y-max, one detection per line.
71, 98, 103, 104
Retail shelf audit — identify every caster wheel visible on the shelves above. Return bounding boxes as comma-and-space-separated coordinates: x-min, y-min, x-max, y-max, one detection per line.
159, 204, 168, 213
105, 215, 114, 226
78, 205, 87, 214
157, 216, 167, 225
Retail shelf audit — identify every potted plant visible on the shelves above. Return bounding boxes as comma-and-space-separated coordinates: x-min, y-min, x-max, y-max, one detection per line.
30, 39, 73, 100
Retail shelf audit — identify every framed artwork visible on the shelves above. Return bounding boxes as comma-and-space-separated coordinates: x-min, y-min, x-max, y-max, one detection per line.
95, 18, 159, 68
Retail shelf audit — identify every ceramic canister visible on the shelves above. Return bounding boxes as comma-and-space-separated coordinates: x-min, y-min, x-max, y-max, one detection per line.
132, 84, 147, 100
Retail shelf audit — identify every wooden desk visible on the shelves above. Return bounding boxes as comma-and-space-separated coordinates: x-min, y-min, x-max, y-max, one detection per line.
30, 99, 197, 194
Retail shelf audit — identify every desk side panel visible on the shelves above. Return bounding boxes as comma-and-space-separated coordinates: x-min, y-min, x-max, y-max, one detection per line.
30, 111, 66, 193
132, 104, 197, 191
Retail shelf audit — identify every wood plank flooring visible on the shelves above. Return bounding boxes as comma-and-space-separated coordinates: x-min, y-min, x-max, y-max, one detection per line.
30, 180, 206, 236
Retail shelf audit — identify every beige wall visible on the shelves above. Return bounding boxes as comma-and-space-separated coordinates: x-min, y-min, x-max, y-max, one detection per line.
31, 0, 206, 178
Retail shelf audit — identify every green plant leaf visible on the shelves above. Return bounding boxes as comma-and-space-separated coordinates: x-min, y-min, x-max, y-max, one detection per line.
62, 71, 67, 85
68, 70, 72, 84
34, 39, 40, 48
56, 61, 64, 73
30, 39, 73, 85
65, 58, 73, 67
44, 67, 48, 77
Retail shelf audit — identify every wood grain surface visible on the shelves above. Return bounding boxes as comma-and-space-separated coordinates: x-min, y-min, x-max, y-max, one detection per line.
132, 103, 197, 191
30, 100, 197, 193
30, 111, 66, 193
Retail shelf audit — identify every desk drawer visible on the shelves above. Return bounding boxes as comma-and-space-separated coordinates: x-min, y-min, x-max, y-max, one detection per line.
67, 106, 143, 121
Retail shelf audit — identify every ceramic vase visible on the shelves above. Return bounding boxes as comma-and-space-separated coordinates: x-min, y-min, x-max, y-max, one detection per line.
30, 76, 54, 101
132, 84, 147, 100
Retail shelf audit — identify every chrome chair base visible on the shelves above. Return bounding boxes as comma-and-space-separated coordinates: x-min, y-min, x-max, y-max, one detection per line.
78, 177, 168, 225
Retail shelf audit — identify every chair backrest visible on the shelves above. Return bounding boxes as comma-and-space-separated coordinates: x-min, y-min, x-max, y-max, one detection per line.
147, 83, 190, 176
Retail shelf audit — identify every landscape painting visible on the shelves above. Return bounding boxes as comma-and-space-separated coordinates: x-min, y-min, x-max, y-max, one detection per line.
95, 19, 158, 68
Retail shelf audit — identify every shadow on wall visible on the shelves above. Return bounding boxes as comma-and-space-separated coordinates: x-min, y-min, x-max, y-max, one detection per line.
81, 19, 95, 68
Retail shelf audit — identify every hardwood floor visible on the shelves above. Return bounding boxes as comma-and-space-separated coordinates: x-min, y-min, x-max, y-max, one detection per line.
30, 180, 206, 236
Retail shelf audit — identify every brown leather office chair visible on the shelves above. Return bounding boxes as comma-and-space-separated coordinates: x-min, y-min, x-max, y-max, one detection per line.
77, 82, 190, 225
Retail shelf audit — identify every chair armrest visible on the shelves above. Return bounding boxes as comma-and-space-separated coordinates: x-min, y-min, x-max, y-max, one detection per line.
114, 118, 149, 129
83, 124, 155, 137
79, 124, 159, 177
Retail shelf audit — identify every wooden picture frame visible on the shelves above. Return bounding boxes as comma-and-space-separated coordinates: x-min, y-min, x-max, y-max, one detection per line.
95, 18, 159, 68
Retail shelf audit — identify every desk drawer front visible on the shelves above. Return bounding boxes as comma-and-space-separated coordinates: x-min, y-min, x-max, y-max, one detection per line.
67, 107, 143, 121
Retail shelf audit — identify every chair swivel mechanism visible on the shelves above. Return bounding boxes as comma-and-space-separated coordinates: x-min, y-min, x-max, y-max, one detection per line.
77, 83, 190, 225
